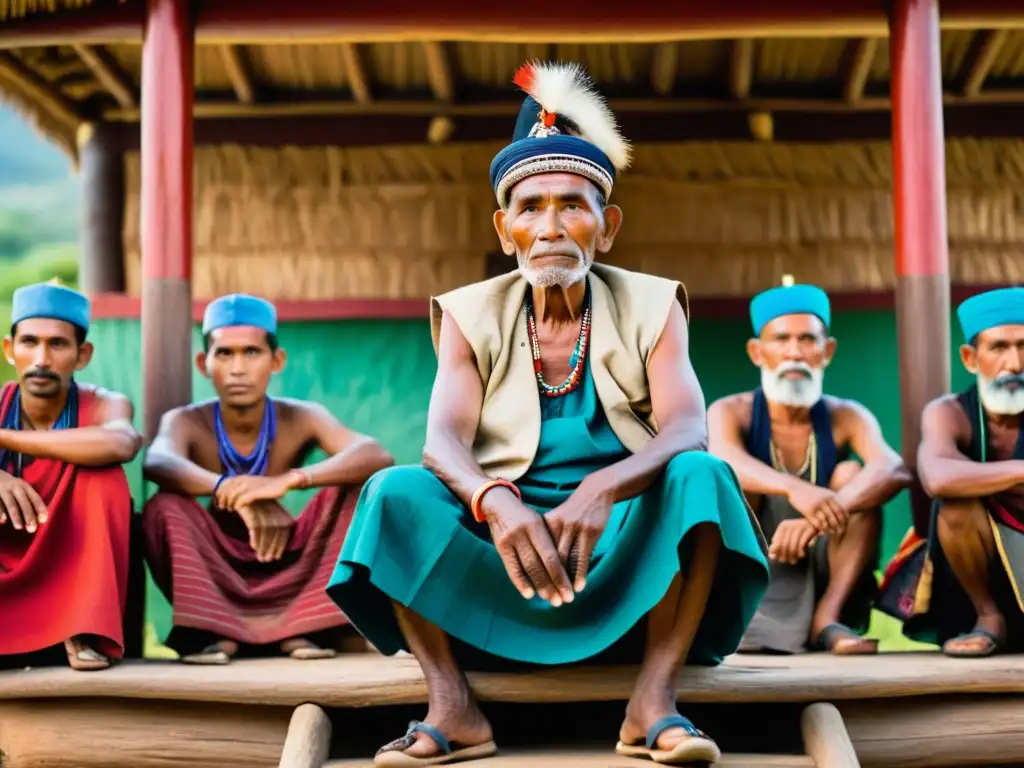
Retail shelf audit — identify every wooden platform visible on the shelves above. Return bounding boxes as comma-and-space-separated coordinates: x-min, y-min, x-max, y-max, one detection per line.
2, 651, 1022, 707
1, 652, 1023, 768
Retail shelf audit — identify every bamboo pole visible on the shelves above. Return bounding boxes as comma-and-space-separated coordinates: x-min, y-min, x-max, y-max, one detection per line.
801, 703, 860, 768
279, 703, 332, 768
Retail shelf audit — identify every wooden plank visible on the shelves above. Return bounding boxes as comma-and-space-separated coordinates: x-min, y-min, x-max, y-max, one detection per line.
801, 703, 860, 767
339, 42, 371, 103
218, 43, 255, 104
1, 654, 1022, 709
326, 752, 815, 767
279, 703, 331, 768
730, 39, 754, 99
840, 695, 1024, 767
651, 43, 678, 95
422, 41, 454, 103
841, 37, 877, 103
0, 699, 291, 768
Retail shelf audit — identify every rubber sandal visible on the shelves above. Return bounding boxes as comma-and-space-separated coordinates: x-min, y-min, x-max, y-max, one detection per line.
181, 642, 234, 665
615, 714, 721, 765
813, 622, 879, 655
374, 721, 497, 766
282, 638, 338, 660
64, 640, 110, 672
942, 629, 1002, 658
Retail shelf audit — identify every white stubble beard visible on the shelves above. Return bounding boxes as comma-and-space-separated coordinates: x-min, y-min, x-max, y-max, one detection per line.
517, 252, 592, 290
977, 372, 1024, 415
761, 361, 825, 408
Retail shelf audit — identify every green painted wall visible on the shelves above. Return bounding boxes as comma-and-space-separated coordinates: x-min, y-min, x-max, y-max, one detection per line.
79, 310, 973, 644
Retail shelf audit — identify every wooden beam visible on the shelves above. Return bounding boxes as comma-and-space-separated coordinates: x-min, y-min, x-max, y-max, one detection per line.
278, 704, 331, 768
841, 37, 877, 103
730, 39, 755, 99
801, 703, 860, 768
422, 41, 454, 103
339, 42, 371, 104
95, 101, 1024, 149
651, 43, 678, 96
77, 122, 126, 294
71, 43, 136, 109
217, 44, 254, 104
0, 51, 80, 127
961, 29, 1008, 97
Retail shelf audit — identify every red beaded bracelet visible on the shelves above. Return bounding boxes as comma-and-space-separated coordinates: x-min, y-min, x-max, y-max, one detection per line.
470, 479, 521, 523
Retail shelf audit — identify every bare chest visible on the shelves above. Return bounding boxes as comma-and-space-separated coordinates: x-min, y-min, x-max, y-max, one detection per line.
190, 426, 312, 476
768, 422, 815, 474
532, 323, 584, 385
983, 422, 1021, 462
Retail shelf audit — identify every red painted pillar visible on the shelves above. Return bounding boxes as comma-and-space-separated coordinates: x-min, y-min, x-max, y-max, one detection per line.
890, 0, 951, 536
141, 0, 194, 441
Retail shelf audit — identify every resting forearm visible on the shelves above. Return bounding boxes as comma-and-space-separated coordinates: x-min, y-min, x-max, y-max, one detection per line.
920, 458, 1024, 498
300, 438, 394, 487
143, 451, 221, 497
422, 431, 496, 509
0, 427, 140, 466
711, 442, 799, 497
836, 460, 912, 512
591, 415, 708, 502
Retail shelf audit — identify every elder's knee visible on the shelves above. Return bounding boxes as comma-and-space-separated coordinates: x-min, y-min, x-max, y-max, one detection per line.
829, 460, 862, 491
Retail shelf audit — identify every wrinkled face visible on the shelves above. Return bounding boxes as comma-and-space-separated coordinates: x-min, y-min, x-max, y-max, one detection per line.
2, 318, 91, 399
746, 314, 835, 408
493, 172, 622, 289
197, 326, 285, 408
961, 324, 1024, 415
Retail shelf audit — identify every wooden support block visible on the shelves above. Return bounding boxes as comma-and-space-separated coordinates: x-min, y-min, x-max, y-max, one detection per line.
279, 703, 332, 768
0, 699, 291, 768
326, 752, 814, 767
801, 702, 860, 768
839, 696, 1024, 767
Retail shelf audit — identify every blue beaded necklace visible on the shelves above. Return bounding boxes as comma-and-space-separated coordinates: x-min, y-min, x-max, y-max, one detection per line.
0, 381, 79, 477
214, 397, 276, 477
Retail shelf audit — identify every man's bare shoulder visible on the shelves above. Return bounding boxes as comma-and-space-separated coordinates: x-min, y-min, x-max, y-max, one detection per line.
77, 382, 130, 406
824, 395, 877, 422
272, 397, 335, 425
923, 393, 970, 425
708, 391, 755, 425
159, 400, 216, 430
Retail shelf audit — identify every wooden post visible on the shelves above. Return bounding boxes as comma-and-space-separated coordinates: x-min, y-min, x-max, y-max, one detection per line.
889, 0, 950, 536
140, 0, 194, 441
801, 702, 860, 768
279, 703, 332, 768
78, 121, 126, 295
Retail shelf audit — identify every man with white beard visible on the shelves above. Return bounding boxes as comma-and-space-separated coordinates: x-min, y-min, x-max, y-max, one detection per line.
708, 281, 910, 655
878, 287, 1024, 657
327, 61, 769, 765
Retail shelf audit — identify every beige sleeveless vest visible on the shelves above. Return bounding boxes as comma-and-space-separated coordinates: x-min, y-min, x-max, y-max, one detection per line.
429, 263, 690, 482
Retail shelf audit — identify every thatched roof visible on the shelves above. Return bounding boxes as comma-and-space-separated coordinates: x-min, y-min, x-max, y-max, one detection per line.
5, 28, 1024, 159
0, 0, 94, 23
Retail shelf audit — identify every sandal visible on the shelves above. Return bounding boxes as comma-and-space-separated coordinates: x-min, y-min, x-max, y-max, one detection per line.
615, 714, 721, 765
282, 638, 338, 660
942, 629, 1002, 658
64, 639, 110, 672
813, 623, 879, 655
374, 721, 497, 766
181, 641, 236, 665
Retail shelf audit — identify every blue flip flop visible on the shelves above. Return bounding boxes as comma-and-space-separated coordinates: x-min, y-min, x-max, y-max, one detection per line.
374, 720, 498, 766
943, 629, 1003, 658
615, 714, 722, 764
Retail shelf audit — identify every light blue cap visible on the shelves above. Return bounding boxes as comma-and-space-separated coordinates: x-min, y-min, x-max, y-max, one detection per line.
202, 293, 277, 336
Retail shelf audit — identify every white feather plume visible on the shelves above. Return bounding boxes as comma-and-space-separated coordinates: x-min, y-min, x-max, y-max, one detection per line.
515, 61, 632, 172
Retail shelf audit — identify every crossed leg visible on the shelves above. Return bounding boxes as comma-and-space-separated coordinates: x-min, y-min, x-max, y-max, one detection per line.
936, 498, 1006, 656
809, 460, 881, 655
376, 522, 723, 764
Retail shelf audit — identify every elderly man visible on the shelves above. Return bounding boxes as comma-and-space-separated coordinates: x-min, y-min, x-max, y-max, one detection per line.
328, 62, 769, 766
0, 282, 140, 671
708, 282, 910, 656
142, 294, 394, 664
880, 287, 1024, 657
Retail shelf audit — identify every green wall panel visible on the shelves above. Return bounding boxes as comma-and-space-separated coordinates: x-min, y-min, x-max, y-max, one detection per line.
79, 310, 973, 645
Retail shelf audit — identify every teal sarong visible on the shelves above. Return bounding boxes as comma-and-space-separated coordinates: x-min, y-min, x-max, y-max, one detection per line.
327, 363, 769, 668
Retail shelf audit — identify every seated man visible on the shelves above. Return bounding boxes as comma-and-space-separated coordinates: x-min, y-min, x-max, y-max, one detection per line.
708, 282, 910, 655
0, 282, 140, 671
142, 294, 394, 664
879, 287, 1024, 657
328, 62, 769, 767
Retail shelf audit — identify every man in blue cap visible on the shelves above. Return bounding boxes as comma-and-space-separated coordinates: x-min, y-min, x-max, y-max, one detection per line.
327, 62, 769, 766
879, 286, 1024, 657
708, 279, 910, 656
0, 281, 141, 671
141, 293, 394, 665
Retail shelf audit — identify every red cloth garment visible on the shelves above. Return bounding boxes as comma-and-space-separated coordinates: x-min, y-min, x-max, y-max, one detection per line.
0, 382, 132, 659
990, 498, 1024, 534
142, 485, 358, 652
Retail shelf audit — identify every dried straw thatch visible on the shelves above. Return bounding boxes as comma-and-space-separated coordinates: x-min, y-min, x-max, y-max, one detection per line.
122, 139, 1024, 300
0, 0, 93, 22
